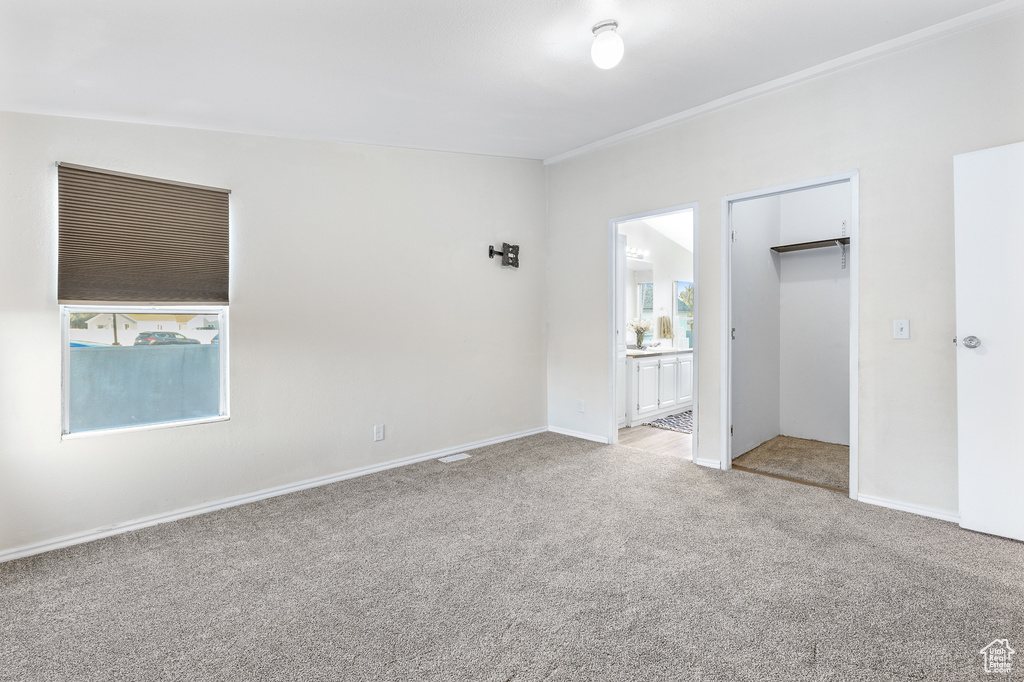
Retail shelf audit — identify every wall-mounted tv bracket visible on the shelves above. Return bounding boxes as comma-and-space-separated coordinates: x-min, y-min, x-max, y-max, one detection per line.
489, 243, 520, 268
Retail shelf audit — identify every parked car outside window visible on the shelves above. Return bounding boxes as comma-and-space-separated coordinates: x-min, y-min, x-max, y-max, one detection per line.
133, 331, 201, 346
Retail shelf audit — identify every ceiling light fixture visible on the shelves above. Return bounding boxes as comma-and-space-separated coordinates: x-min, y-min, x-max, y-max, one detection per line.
591, 20, 624, 69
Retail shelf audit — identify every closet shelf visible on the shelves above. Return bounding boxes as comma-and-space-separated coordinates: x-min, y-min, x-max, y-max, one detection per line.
770, 237, 850, 253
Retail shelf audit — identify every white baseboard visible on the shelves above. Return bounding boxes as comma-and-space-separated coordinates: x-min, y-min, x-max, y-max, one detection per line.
692, 457, 722, 469
547, 426, 610, 444
857, 493, 960, 524
0, 426, 548, 564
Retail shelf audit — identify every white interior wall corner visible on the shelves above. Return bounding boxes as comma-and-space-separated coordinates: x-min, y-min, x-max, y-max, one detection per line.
544, 13, 1024, 515
0, 112, 548, 553
778, 184, 851, 445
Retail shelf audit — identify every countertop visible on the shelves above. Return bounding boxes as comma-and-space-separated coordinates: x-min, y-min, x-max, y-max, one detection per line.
625, 347, 693, 358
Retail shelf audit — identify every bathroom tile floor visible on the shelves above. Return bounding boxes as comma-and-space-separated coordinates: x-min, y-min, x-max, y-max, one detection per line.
617, 425, 691, 459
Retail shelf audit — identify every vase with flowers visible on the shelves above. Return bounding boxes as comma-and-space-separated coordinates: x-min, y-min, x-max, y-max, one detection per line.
628, 318, 652, 349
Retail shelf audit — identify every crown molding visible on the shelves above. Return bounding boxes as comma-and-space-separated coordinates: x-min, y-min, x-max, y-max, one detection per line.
544, 0, 1024, 166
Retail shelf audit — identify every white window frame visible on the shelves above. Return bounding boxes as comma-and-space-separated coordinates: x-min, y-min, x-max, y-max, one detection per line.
673, 280, 694, 349
61, 304, 230, 439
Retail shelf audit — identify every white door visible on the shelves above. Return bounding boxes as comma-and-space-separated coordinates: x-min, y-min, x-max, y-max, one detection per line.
954, 141, 1024, 542
636, 359, 660, 416
658, 357, 678, 409
729, 197, 782, 459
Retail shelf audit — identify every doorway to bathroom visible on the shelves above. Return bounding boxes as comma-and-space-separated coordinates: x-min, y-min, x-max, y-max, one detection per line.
608, 203, 698, 459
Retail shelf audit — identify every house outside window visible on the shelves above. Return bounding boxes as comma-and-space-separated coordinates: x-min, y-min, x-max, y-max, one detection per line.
63, 306, 228, 435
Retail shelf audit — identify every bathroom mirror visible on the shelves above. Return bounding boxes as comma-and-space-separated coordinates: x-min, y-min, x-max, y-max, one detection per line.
625, 260, 654, 345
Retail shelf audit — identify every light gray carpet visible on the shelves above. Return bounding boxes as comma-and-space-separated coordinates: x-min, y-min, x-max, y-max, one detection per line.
2, 432, 1022, 681
734, 435, 850, 490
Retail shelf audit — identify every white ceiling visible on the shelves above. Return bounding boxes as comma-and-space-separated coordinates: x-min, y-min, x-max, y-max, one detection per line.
637, 211, 694, 253
0, 0, 1015, 160
621, 209, 694, 254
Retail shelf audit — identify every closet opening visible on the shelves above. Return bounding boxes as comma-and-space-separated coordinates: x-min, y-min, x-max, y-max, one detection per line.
720, 173, 859, 498
607, 203, 699, 459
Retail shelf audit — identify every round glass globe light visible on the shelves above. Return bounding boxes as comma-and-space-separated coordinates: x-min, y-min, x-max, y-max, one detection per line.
591, 29, 624, 69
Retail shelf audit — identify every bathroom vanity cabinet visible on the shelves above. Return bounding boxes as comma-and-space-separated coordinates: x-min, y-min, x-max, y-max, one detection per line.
625, 349, 692, 428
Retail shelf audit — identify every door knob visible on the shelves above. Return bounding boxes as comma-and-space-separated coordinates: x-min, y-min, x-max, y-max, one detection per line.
962, 335, 981, 349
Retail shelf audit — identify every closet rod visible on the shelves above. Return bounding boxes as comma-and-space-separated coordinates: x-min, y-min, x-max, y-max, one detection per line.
770, 237, 850, 253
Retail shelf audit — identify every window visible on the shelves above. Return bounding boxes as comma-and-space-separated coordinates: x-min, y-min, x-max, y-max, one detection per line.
637, 282, 654, 341
63, 306, 228, 434
674, 280, 694, 349
58, 164, 230, 436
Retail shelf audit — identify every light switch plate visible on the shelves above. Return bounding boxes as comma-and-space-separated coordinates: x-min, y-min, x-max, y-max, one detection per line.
893, 319, 910, 339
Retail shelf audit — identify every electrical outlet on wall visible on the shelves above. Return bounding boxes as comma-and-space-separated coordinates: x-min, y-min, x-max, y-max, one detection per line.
373, 424, 385, 442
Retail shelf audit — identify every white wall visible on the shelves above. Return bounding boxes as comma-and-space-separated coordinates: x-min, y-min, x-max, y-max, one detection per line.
729, 196, 781, 457
546, 13, 1024, 513
778, 184, 851, 444
0, 112, 547, 554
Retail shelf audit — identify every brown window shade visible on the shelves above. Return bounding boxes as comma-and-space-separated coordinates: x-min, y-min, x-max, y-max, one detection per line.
58, 163, 229, 303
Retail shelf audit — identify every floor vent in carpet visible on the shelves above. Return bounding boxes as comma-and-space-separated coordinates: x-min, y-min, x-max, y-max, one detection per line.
438, 453, 470, 463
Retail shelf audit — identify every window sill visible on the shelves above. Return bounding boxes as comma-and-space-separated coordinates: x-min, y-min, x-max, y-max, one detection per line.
61, 415, 229, 441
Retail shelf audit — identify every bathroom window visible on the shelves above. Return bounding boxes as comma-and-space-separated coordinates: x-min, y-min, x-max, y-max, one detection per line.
637, 282, 654, 341
674, 281, 694, 349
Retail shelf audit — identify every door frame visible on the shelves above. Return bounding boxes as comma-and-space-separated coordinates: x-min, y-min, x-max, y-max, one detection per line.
607, 201, 700, 447
719, 171, 860, 499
